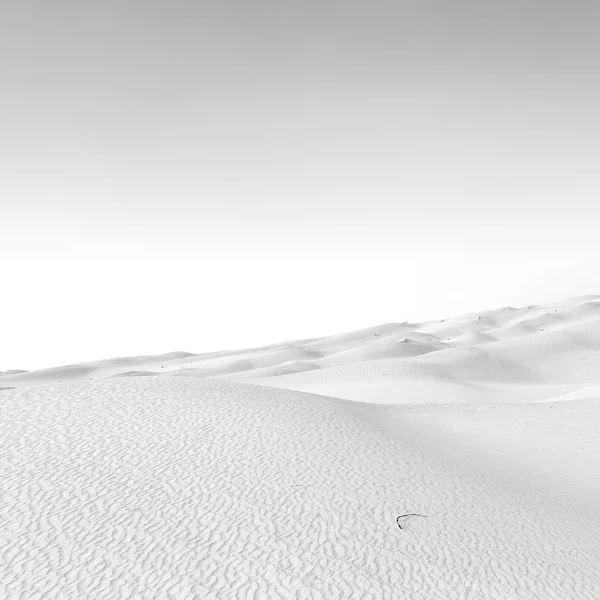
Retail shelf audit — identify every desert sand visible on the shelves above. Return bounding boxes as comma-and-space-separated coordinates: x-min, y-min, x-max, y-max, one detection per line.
2, 295, 600, 598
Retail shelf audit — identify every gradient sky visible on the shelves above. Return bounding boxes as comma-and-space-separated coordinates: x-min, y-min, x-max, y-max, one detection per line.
2, 0, 600, 369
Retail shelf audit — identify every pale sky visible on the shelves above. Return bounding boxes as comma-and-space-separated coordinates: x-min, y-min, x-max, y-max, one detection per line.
2, 0, 600, 370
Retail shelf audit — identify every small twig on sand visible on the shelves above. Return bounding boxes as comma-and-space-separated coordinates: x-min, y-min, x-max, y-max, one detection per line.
396, 513, 427, 530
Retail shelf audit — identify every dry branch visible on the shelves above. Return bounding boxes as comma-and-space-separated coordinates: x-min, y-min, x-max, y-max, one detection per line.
396, 513, 427, 530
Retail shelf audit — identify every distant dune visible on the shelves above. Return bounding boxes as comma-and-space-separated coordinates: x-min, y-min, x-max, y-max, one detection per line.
3, 294, 600, 406
2, 295, 600, 598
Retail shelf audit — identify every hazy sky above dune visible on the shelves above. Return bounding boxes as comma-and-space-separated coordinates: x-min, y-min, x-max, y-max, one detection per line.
2, 0, 600, 369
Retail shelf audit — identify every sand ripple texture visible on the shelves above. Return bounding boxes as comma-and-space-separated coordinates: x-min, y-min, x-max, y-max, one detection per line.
2, 377, 600, 599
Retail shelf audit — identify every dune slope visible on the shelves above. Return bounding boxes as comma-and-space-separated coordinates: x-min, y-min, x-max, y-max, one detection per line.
2, 377, 600, 599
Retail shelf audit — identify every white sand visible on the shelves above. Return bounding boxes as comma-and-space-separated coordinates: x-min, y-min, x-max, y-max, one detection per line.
1, 295, 600, 598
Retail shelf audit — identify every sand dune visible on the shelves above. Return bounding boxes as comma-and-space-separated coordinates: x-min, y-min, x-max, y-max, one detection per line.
3, 295, 599, 404
2, 377, 599, 599
2, 295, 600, 598
242, 295, 600, 404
